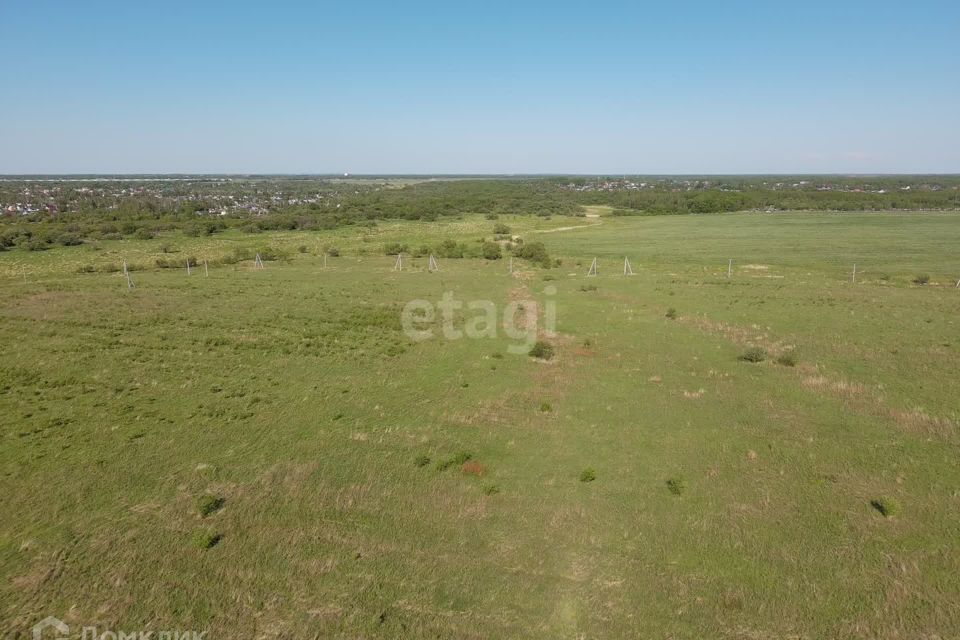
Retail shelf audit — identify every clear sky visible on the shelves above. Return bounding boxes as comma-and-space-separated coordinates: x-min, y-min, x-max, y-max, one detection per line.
2, 0, 959, 174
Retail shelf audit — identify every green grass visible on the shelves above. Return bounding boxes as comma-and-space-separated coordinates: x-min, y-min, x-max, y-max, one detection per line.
2, 211, 959, 637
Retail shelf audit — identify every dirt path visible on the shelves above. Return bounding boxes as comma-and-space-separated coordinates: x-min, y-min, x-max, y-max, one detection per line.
535, 221, 603, 234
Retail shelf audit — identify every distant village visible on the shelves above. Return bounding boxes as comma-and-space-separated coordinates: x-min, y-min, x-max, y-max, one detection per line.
1, 176, 957, 219
0, 180, 354, 218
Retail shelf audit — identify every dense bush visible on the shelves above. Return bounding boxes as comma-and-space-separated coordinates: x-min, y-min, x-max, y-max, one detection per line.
529, 341, 554, 360
481, 241, 502, 260
514, 241, 551, 267
738, 347, 767, 363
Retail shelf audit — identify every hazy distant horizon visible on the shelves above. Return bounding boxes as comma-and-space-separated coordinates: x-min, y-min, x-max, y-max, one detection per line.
3, 173, 960, 180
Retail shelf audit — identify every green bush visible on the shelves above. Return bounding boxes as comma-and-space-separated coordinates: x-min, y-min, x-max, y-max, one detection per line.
871, 496, 900, 517
515, 241, 551, 267
383, 242, 408, 255
434, 239, 467, 259
666, 477, 686, 495
196, 495, 225, 517
529, 341, 555, 360
492, 222, 511, 234
738, 347, 767, 363
190, 529, 222, 550
539, 401, 552, 413
481, 241, 502, 260
665, 307, 677, 319
579, 468, 596, 482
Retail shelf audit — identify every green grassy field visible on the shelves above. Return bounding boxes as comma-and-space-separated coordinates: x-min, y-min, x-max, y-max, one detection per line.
2, 211, 959, 638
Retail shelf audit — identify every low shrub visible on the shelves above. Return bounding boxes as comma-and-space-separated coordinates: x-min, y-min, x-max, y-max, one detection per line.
579, 284, 598, 292
514, 241, 551, 268
383, 242, 409, 256
529, 341, 554, 360
539, 401, 552, 413
776, 351, 798, 367
481, 241, 502, 260
481, 483, 500, 495
738, 347, 767, 363
871, 496, 900, 517
913, 274, 930, 285
579, 468, 596, 483
196, 495, 225, 517
492, 222, 511, 235
666, 477, 686, 495
665, 307, 677, 319
190, 529, 222, 550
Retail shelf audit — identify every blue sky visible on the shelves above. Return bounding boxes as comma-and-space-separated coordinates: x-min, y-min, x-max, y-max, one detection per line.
2, 0, 958, 174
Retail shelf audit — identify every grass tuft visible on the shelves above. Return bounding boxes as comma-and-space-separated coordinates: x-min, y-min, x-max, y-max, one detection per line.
481, 483, 500, 496
579, 468, 596, 483
437, 451, 472, 471
776, 351, 798, 367
414, 455, 431, 468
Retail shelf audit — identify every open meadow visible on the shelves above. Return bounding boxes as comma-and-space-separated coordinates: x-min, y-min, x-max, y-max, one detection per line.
2, 210, 960, 638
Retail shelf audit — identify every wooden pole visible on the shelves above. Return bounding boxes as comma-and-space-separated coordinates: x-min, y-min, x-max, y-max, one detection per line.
852, 263, 856, 283
727, 259, 732, 279
204, 260, 209, 277
186, 260, 191, 276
